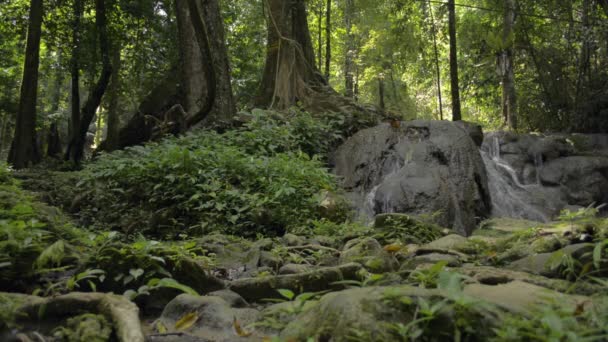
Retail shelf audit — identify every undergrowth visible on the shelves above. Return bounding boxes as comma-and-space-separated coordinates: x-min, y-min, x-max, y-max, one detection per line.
75, 110, 353, 238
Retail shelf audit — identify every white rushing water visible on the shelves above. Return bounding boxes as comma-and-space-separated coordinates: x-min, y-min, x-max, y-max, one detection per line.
482, 137, 563, 222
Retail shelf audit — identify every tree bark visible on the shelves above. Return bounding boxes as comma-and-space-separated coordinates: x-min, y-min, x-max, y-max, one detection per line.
317, 5, 323, 70
428, 1, 443, 120
47, 52, 63, 157
500, 0, 517, 130
575, 0, 591, 112
66, 0, 112, 163
8, 0, 43, 169
175, 0, 205, 115
344, 0, 355, 98
256, 0, 327, 109
447, 0, 462, 121
324, 0, 331, 80
104, 43, 122, 152
185, 0, 235, 128
378, 78, 385, 111
100, 0, 235, 151
68, 0, 82, 158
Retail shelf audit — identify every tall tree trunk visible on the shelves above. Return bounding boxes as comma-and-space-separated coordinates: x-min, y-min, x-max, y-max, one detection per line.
175, 0, 205, 115
447, 0, 461, 121
66, 0, 112, 163
256, 0, 327, 109
575, 0, 591, 113
324, 0, 331, 80
354, 63, 360, 101
104, 43, 121, 152
500, 0, 517, 130
186, 0, 236, 128
344, 0, 355, 98
428, 1, 443, 120
317, 5, 323, 70
8, 0, 43, 169
67, 0, 82, 159
378, 77, 385, 111
47, 52, 63, 157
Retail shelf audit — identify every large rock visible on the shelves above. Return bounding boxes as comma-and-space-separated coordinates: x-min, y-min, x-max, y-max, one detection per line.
279, 285, 497, 341
332, 120, 491, 235
463, 281, 589, 315
156, 294, 260, 341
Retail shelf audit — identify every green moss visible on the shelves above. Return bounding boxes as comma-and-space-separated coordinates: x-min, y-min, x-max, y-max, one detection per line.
52, 313, 112, 342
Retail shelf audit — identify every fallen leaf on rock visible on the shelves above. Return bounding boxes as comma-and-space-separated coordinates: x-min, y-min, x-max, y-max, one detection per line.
233, 316, 252, 337
175, 312, 198, 331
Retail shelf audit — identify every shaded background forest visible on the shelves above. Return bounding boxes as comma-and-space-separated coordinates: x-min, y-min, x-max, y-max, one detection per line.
1, 0, 608, 162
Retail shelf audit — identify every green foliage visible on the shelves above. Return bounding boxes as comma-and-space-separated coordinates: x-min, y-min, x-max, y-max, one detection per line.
407, 261, 449, 288
52, 313, 112, 342
374, 214, 444, 245
77, 110, 351, 238
494, 297, 608, 341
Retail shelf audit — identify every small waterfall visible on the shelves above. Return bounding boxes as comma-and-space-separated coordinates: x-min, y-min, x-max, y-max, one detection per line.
534, 153, 544, 185
361, 156, 402, 219
482, 137, 562, 222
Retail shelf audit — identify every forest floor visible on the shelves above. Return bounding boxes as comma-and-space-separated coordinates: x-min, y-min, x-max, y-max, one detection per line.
2, 167, 608, 341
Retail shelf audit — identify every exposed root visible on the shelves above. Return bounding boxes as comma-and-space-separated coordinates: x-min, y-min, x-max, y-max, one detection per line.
15, 292, 144, 342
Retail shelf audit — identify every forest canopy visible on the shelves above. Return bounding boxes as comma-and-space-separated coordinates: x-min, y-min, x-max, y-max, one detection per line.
1, 0, 607, 167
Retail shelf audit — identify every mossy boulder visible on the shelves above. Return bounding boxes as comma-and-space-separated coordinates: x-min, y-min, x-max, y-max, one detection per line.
340, 237, 399, 272
279, 285, 498, 341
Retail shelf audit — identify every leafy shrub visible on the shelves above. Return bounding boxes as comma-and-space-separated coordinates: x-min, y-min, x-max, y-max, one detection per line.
77, 111, 351, 238
0, 172, 86, 292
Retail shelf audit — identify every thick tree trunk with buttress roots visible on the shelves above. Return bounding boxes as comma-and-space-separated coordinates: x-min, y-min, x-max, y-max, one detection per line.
186, 0, 236, 128
256, 0, 327, 109
99, 0, 235, 152
8, 0, 43, 169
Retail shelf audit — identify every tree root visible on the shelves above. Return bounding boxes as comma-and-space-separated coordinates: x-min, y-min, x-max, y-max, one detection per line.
15, 292, 144, 342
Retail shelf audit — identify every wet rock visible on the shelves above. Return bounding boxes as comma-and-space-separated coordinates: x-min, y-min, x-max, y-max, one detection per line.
340, 237, 398, 272
482, 131, 608, 221
259, 251, 282, 269
463, 281, 589, 315
278, 263, 312, 275
207, 290, 249, 308
333, 120, 491, 235
508, 243, 595, 278
407, 253, 461, 268
457, 266, 601, 295
156, 294, 260, 342
424, 234, 468, 250
279, 285, 497, 341
282, 234, 305, 247
228, 263, 363, 301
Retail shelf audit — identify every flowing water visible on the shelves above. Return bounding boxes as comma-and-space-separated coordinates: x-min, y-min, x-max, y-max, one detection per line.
482, 137, 564, 222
